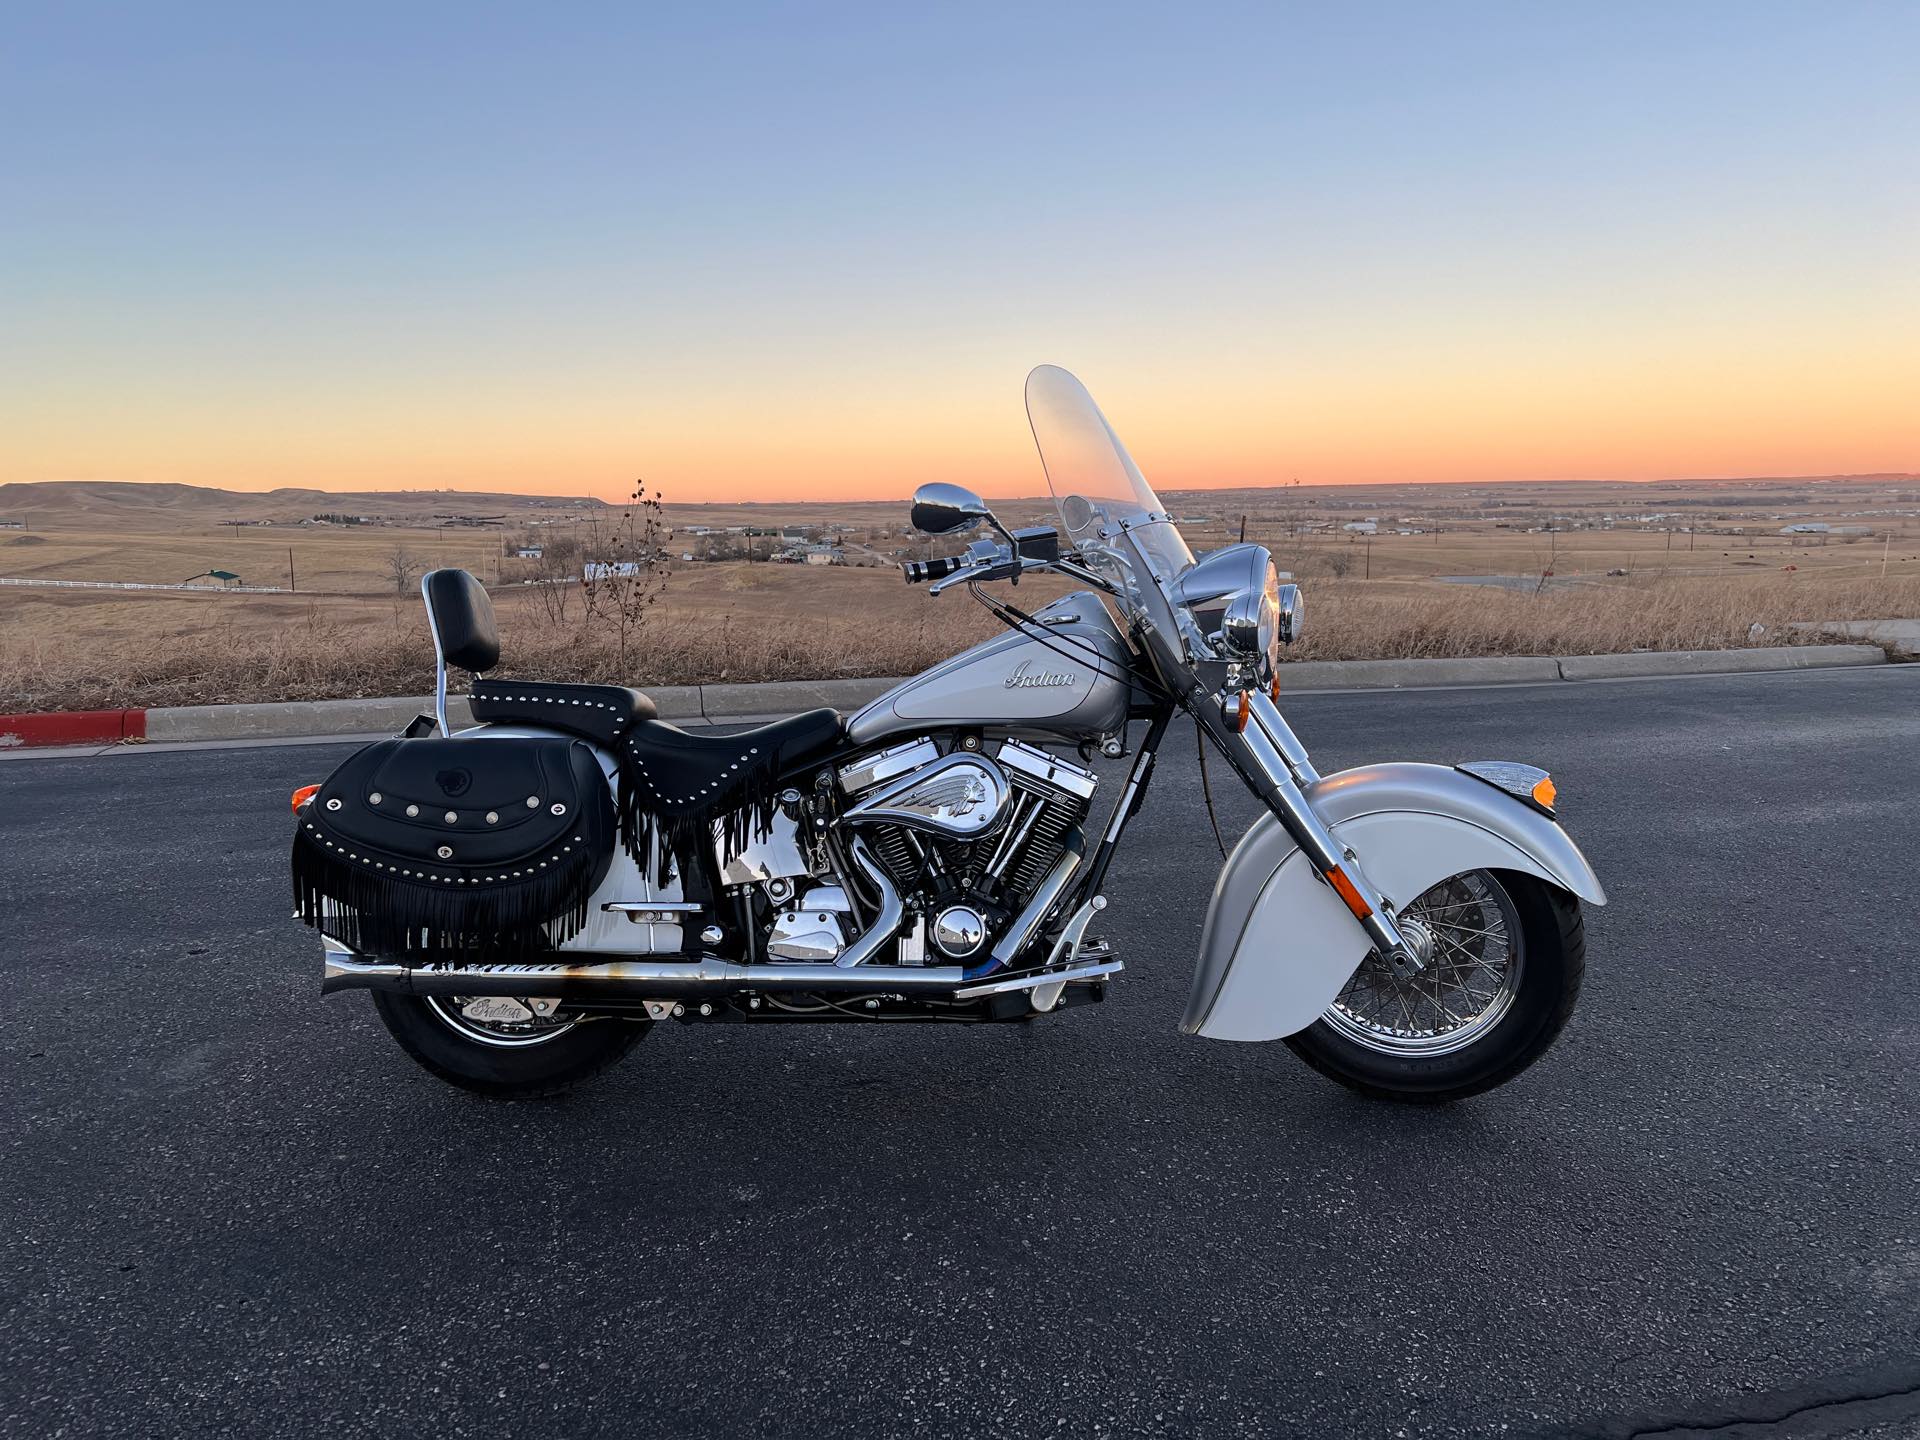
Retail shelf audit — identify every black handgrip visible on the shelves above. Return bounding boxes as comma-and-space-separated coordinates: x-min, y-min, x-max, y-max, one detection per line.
903, 554, 967, 584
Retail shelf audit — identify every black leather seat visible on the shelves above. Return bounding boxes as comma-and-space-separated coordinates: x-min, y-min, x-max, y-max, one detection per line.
469, 679, 657, 747
620, 709, 842, 818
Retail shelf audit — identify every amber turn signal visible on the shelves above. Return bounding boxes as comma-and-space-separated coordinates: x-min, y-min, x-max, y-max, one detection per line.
291, 783, 321, 814
1324, 865, 1374, 920
1233, 691, 1251, 733
1531, 775, 1557, 810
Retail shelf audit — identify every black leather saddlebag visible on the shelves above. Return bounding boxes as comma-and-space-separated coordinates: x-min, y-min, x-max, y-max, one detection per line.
291, 736, 615, 955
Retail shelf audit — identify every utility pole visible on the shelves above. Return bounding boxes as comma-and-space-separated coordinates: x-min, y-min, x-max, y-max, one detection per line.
1884, 530, 1892, 579
1364, 535, 1372, 580
288, 547, 297, 592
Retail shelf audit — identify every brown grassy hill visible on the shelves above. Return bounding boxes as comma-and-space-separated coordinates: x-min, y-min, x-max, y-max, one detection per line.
0, 480, 609, 529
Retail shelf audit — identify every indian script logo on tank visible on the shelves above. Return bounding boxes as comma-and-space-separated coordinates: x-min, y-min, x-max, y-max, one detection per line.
1003, 659, 1078, 690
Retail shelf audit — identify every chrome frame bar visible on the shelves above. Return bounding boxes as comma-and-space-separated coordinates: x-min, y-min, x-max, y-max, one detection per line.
974, 830, 1085, 978
951, 956, 1123, 1000
420, 572, 451, 737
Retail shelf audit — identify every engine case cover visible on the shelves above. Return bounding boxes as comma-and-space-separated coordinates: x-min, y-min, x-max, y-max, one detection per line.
843, 753, 1010, 839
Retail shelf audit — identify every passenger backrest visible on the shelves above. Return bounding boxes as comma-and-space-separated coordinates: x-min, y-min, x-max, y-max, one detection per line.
422, 569, 500, 673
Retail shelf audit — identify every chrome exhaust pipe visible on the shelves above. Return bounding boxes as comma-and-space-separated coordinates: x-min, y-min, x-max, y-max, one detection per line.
323, 826, 937, 999
977, 827, 1084, 975
322, 951, 966, 997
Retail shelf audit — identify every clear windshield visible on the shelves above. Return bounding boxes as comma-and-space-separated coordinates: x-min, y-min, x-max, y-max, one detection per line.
1025, 365, 1194, 621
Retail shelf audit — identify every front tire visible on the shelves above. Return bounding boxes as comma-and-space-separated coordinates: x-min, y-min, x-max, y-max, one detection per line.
371, 992, 648, 1099
1285, 869, 1585, 1103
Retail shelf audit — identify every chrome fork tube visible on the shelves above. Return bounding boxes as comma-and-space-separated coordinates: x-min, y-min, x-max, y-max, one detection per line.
1225, 689, 1418, 970
1246, 689, 1319, 785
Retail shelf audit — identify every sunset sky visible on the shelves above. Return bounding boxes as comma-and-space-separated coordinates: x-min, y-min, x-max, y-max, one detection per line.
3, 2, 1915, 503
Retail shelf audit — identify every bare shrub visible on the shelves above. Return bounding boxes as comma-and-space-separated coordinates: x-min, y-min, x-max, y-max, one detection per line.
385, 546, 423, 594
578, 481, 668, 671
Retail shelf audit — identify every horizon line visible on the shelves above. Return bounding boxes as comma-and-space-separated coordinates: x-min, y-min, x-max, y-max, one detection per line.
5, 470, 1918, 510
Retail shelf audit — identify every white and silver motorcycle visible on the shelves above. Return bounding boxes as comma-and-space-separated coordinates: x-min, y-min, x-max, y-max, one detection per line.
294, 366, 1605, 1101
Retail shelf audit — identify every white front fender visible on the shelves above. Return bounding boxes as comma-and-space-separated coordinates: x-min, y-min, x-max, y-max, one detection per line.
1181, 763, 1606, 1042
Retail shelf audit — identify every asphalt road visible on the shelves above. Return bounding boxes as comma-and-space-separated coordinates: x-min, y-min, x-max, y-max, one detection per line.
4, 667, 1918, 1439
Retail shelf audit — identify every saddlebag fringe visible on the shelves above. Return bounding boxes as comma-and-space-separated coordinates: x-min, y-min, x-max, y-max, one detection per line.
616, 766, 780, 886
289, 733, 617, 956
292, 827, 600, 954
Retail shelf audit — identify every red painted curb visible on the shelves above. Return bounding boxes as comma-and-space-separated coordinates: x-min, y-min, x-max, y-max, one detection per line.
0, 708, 146, 749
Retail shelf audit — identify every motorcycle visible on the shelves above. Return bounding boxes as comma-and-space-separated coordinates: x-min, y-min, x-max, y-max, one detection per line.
294, 365, 1605, 1102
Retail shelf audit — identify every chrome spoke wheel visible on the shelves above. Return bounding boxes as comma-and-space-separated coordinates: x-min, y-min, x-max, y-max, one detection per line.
424, 994, 579, 1049
1324, 870, 1524, 1057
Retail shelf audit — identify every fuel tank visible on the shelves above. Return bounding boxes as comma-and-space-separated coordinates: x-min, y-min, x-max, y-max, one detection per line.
846, 592, 1137, 745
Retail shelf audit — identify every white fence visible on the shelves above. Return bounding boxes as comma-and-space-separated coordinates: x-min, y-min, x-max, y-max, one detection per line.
0, 576, 289, 594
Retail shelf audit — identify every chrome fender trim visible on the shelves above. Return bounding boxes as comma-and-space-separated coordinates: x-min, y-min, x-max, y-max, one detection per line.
1180, 762, 1606, 1043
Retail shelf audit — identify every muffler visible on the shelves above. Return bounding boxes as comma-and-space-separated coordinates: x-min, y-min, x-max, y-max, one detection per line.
322, 951, 965, 997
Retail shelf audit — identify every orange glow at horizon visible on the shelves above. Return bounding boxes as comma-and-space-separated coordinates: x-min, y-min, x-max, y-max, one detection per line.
8, 341, 1914, 504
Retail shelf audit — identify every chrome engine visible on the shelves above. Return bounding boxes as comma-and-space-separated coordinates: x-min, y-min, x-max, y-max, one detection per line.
720, 735, 1097, 969
837, 737, 1096, 963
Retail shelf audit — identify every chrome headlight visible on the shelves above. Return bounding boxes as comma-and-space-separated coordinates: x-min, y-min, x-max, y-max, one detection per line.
1173, 544, 1303, 682
1218, 589, 1275, 670
1274, 582, 1303, 645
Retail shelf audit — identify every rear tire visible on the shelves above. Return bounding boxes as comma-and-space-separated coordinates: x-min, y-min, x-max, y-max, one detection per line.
1285, 870, 1585, 1103
371, 992, 648, 1099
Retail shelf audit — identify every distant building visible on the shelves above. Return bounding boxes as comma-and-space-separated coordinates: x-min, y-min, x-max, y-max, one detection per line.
510, 546, 543, 559
803, 547, 844, 566
1342, 520, 1378, 535
0, 519, 24, 529
1779, 522, 1830, 535
584, 561, 643, 579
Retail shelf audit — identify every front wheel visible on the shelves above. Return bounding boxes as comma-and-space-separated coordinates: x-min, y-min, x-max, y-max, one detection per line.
1285, 869, 1584, 1103
371, 991, 649, 1099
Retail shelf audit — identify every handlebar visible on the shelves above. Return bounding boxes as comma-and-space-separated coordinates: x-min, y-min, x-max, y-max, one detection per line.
902, 554, 968, 585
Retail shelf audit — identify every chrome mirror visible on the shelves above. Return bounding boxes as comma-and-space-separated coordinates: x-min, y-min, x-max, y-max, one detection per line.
910, 482, 994, 537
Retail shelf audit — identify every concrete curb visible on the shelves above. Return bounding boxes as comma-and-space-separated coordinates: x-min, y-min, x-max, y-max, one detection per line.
0, 708, 146, 749
1279, 655, 1564, 690
0, 644, 1895, 749
1556, 644, 1885, 681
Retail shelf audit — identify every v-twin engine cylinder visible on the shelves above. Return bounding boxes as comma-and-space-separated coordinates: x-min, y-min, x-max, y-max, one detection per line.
833, 736, 1097, 964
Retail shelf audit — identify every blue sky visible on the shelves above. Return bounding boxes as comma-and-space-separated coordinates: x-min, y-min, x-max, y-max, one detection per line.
3, 2, 1914, 498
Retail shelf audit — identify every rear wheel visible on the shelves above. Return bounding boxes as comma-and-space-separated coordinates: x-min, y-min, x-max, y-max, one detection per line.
371, 990, 648, 1099
1285, 869, 1584, 1103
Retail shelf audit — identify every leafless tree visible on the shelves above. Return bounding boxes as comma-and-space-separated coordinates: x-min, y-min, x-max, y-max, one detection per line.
581, 480, 669, 671
385, 546, 423, 594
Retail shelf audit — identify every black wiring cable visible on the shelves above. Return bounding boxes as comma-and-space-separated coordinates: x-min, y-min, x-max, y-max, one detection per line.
964, 580, 1184, 706
1194, 715, 1230, 859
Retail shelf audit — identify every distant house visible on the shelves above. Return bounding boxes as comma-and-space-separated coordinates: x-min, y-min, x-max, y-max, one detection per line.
0, 519, 24, 529
510, 545, 544, 559
1779, 522, 1830, 535
1342, 520, 1378, 535
583, 560, 643, 579
803, 547, 844, 566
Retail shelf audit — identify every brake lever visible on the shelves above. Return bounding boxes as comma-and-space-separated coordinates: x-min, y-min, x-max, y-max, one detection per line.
927, 566, 979, 596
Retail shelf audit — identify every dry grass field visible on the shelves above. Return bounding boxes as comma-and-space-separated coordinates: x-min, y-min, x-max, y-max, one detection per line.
2, 476, 1916, 712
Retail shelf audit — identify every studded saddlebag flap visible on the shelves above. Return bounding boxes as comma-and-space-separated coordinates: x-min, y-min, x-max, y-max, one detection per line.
291, 736, 615, 955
